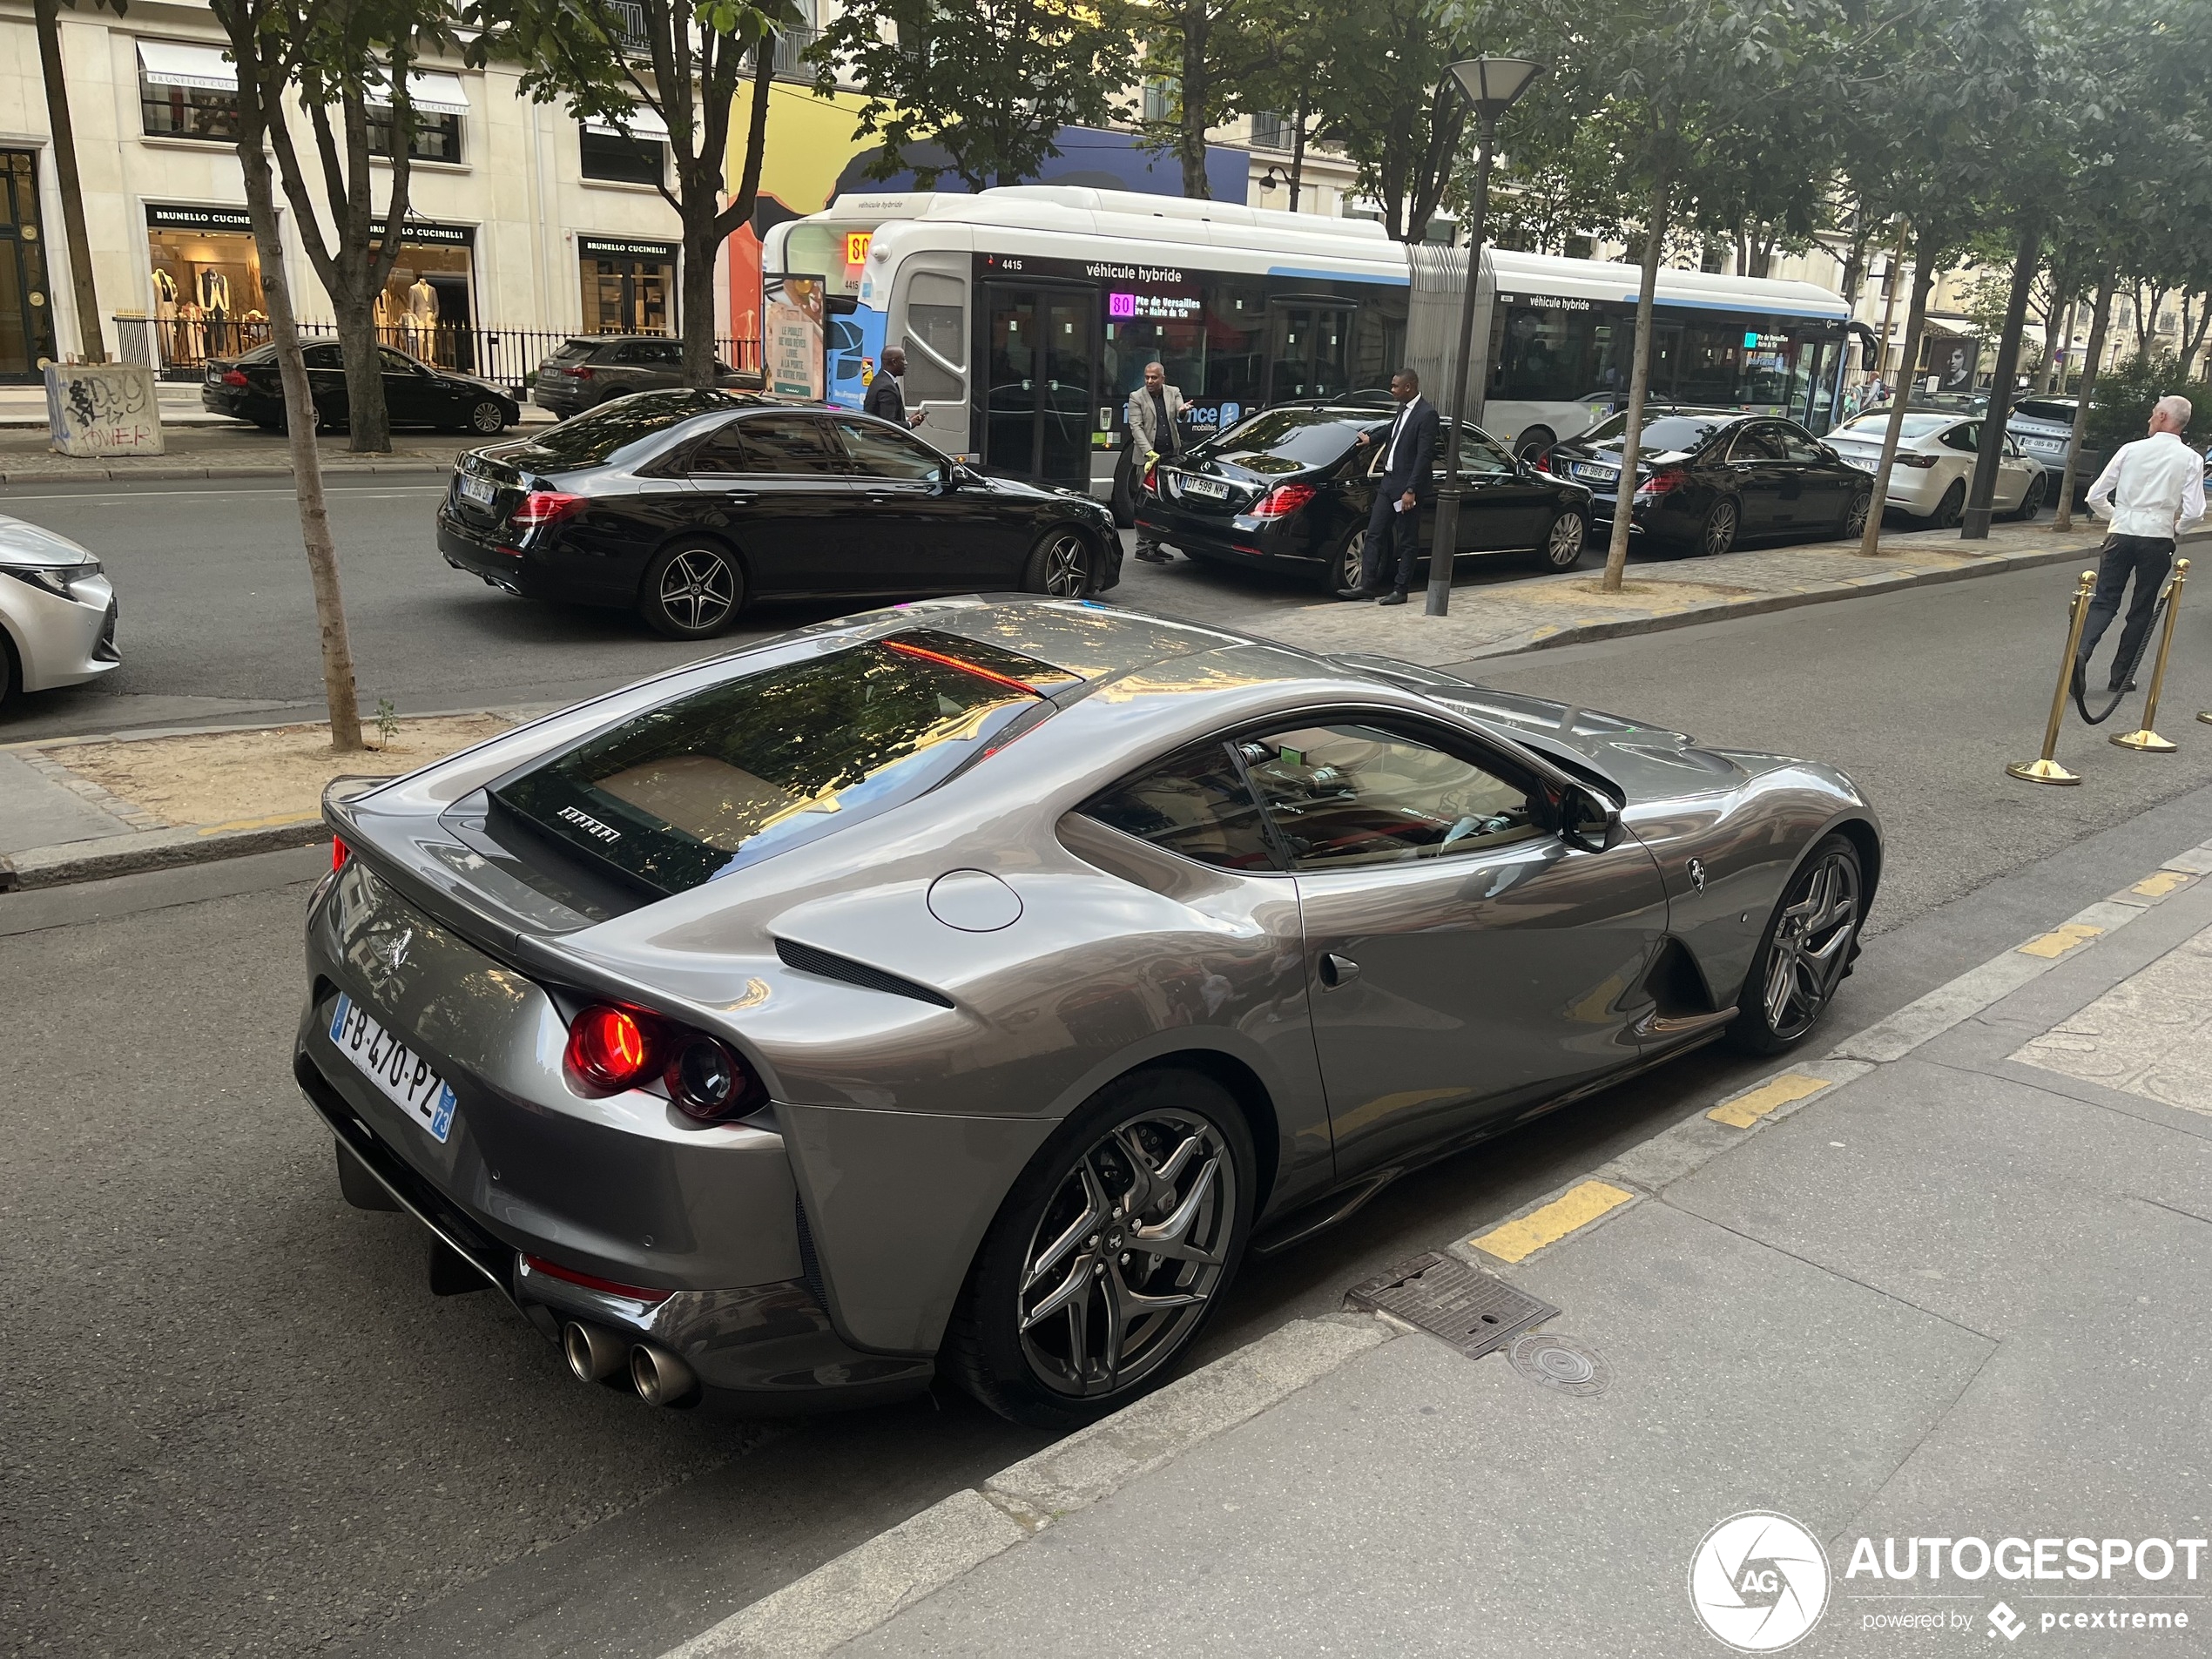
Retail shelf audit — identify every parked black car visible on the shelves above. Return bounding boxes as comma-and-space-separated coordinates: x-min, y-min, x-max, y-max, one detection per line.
204, 341, 518, 434
531, 336, 755, 419
1548, 408, 1874, 556
1135, 401, 1595, 591
437, 391, 1122, 638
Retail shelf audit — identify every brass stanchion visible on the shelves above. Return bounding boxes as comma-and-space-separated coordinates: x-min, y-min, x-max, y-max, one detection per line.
2112, 557, 2189, 752
2007, 570, 2098, 785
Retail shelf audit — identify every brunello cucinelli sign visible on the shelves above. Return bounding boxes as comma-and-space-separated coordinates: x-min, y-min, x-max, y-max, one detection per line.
577, 236, 678, 260
372, 220, 475, 248
146, 203, 255, 235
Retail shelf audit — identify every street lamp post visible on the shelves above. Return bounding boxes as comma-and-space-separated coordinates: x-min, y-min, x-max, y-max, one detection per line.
1427, 57, 1544, 617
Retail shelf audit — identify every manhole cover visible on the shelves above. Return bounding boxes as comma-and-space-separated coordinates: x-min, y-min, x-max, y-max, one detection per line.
1507, 1332, 1611, 1397
1345, 1251, 1558, 1359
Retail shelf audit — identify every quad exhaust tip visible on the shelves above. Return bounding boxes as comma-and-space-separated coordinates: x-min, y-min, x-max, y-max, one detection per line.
630, 1342, 698, 1407
563, 1321, 629, 1385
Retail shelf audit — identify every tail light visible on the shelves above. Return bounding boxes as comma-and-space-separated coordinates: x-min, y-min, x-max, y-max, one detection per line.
511, 490, 586, 528
563, 365, 596, 380
331, 834, 350, 873
1634, 467, 1688, 497
1528, 448, 1551, 472
1250, 482, 1318, 519
1896, 452, 1939, 469
1142, 458, 1159, 496
564, 1002, 763, 1122
221, 368, 249, 387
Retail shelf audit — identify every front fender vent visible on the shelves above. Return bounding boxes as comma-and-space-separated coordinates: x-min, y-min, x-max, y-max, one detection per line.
774, 937, 955, 1008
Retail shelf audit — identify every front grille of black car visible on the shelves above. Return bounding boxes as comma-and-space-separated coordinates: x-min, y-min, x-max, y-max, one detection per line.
774, 938, 955, 1008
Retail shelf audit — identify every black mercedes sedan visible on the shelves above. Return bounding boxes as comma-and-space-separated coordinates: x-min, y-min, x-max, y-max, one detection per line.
1136, 401, 1594, 591
1547, 408, 1873, 556
205, 341, 520, 435
436, 392, 1122, 638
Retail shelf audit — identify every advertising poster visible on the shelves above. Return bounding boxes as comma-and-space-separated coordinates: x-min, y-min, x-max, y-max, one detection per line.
763, 272, 827, 401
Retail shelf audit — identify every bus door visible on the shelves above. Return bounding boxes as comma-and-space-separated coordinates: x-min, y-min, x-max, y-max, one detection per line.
1269, 302, 1353, 402
980, 281, 1098, 491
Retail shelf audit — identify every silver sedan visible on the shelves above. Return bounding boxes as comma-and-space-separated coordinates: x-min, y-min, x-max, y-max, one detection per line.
0, 513, 118, 714
297, 598, 1879, 1425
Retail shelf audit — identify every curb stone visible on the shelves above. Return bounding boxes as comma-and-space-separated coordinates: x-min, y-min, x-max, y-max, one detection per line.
651, 830, 2212, 1659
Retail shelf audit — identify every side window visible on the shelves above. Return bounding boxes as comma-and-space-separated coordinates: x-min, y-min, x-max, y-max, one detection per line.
376, 346, 419, 374
638, 340, 682, 367
833, 416, 946, 481
902, 271, 966, 403
1438, 423, 1514, 476
1727, 424, 1785, 462
1941, 422, 1981, 453
682, 417, 750, 475
1238, 722, 1538, 869
1082, 742, 1279, 872
1776, 425, 1825, 463
301, 344, 342, 369
730, 414, 845, 474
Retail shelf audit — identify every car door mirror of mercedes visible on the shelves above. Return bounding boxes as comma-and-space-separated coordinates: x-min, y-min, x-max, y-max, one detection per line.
1557, 786, 1621, 853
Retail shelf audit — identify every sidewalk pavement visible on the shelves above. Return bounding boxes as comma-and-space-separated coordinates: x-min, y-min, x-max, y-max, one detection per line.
672, 837, 2212, 1659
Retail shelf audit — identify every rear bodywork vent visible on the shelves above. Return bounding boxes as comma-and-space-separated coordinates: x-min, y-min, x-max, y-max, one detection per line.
774, 938, 955, 1008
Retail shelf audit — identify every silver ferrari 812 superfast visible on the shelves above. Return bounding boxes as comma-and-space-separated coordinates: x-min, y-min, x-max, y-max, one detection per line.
295, 597, 1878, 1426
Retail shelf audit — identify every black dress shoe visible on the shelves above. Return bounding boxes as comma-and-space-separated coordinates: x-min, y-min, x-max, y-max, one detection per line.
1336, 587, 1378, 601
1134, 548, 1171, 564
1376, 590, 1407, 606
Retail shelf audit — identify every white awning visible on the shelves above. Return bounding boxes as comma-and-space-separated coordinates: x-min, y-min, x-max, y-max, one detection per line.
585, 105, 671, 141
366, 71, 472, 116
136, 40, 239, 92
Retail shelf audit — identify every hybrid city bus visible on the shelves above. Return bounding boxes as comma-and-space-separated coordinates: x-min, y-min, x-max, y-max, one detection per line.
762, 185, 1855, 496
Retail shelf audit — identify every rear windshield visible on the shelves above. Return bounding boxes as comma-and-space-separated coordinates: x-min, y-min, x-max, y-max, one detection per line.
1837, 413, 1952, 441
2012, 398, 2075, 423
1198, 409, 1371, 469
1580, 413, 1730, 452
522, 391, 743, 468
490, 631, 1082, 894
550, 340, 598, 361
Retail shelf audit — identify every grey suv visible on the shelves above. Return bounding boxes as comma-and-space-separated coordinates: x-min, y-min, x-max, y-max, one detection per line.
531, 336, 750, 418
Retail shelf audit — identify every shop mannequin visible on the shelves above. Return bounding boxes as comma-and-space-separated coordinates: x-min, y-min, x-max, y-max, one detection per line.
152, 268, 179, 365
402, 275, 436, 354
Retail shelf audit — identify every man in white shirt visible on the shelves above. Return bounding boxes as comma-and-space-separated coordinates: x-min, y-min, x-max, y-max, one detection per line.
2076, 395, 2207, 692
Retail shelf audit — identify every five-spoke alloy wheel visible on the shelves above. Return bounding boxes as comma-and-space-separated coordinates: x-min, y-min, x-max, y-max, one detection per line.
639, 541, 743, 639
1729, 833, 1864, 1053
1024, 529, 1093, 597
951, 1069, 1253, 1427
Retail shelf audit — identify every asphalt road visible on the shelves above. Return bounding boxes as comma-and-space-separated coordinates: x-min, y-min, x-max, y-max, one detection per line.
10, 550, 2212, 1657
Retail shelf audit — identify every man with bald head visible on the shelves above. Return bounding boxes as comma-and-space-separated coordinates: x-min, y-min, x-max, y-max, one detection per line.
2076, 394, 2206, 693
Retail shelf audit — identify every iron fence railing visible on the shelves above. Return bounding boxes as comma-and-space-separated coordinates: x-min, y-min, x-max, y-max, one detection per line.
121, 316, 764, 391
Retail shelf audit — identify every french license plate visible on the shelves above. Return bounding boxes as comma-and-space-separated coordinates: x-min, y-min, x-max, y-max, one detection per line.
1575, 462, 1618, 483
328, 992, 458, 1143
458, 473, 496, 508
1179, 474, 1230, 500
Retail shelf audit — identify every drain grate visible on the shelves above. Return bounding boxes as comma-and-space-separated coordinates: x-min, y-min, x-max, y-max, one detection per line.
1508, 1332, 1612, 1398
1345, 1251, 1558, 1359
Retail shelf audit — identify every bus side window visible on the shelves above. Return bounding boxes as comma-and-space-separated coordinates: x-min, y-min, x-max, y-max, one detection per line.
904, 272, 966, 403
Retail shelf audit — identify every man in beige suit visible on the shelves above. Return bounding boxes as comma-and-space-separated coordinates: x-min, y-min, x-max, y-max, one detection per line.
1123, 361, 1186, 563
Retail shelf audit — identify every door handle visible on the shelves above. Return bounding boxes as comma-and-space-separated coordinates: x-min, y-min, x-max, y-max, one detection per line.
1318, 952, 1361, 989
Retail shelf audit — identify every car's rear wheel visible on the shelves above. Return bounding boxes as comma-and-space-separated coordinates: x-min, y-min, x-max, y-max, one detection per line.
1696, 496, 1740, 556
1841, 489, 1872, 539
638, 541, 744, 639
1324, 525, 1366, 592
2006, 473, 2047, 522
1023, 528, 1093, 597
1928, 478, 1966, 529
1727, 833, 1863, 1055
466, 398, 506, 435
1534, 509, 1586, 571
948, 1068, 1255, 1429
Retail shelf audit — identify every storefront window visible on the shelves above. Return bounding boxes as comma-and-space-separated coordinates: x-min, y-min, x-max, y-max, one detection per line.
367, 108, 463, 163
580, 125, 665, 185
371, 233, 475, 367
579, 238, 677, 334
146, 206, 268, 368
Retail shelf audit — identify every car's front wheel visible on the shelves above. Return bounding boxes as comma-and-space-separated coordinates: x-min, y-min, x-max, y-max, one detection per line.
2006, 473, 2047, 522
638, 540, 744, 639
1023, 528, 1094, 597
1727, 833, 1863, 1055
1534, 509, 1586, 571
948, 1068, 1255, 1429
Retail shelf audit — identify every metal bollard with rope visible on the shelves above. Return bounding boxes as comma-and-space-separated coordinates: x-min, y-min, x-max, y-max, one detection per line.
2007, 571, 2098, 786
2108, 557, 2188, 752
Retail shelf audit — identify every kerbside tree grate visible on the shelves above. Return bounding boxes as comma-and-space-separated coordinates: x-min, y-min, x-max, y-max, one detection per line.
1345, 1251, 1558, 1359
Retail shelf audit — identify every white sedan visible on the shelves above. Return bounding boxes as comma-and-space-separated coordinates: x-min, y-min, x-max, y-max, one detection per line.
0, 514, 118, 715
1823, 410, 2047, 527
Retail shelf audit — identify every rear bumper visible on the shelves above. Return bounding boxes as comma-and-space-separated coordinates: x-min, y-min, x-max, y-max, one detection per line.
531, 384, 586, 417
1136, 502, 1318, 569
201, 383, 272, 421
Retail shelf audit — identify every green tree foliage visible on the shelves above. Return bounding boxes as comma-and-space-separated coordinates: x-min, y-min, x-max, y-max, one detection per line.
813, 0, 1136, 193
1130, 0, 1299, 199
2082, 354, 2212, 463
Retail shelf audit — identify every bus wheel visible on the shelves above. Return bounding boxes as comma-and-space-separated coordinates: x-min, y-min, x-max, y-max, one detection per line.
1514, 428, 1555, 464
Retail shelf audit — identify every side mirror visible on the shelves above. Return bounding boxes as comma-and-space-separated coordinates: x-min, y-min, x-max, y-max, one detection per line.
1558, 786, 1620, 853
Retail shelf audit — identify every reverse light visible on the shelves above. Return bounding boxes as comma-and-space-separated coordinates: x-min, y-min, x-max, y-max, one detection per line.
511, 490, 586, 528
566, 1004, 654, 1090
221, 368, 249, 388
664, 1032, 754, 1123
1250, 482, 1318, 519
562, 365, 596, 380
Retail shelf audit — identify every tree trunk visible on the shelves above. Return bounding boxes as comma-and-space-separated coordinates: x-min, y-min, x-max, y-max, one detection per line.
32, 0, 104, 362
1600, 165, 1674, 593
1288, 96, 1307, 212
2041, 292, 2075, 393
1178, 17, 1210, 199
681, 204, 721, 387
1871, 220, 1907, 377
334, 298, 389, 453
2053, 273, 2114, 533
237, 97, 364, 752
1960, 212, 2041, 540
1857, 234, 1935, 557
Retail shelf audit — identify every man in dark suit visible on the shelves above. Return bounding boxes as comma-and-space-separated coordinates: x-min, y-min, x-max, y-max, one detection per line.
862, 347, 923, 427
1339, 368, 1439, 604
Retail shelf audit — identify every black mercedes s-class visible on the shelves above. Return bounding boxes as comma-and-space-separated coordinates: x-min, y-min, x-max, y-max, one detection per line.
436, 392, 1121, 638
205, 341, 519, 435
1546, 408, 1874, 556
1135, 401, 1594, 591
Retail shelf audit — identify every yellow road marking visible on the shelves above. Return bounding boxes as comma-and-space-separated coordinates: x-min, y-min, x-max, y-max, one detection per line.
2018, 922, 2104, 959
1470, 1180, 1635, 1264
2132, 870, 2194, 899
195, 811, 323, 836
1708, 1072, 1830, 1129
